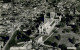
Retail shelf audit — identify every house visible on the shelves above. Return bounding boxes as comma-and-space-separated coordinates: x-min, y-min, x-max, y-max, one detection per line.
38, 12, 62, 35
67, 47, 76, 50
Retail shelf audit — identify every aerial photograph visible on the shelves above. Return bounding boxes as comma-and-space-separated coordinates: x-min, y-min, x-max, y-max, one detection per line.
0, 0, 80, 50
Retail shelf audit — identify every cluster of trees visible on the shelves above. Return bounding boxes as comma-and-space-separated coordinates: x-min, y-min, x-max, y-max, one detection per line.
65, 14, 74, 22
3, 0, 11, 3
71, 25, 79, 33
58, 44, 67, 50
21, 0, 40, 7
56, 22, 65, 28
62, 29, 70, 33
44, 40, 58, 47
44, 40, 67, 50
20, 24, 28, 30
8, 37, 16, 47
56, 17, 66, 28
72, 27, 79, 33
75, 43, 80, 47
48, 0, 61, 7
24, 29, 32, 36
16, 30, 30, 42
44, 40, 52, 45
51, 42, 58, 47
44, 34, 61, 47
22, 1, 32, 7
0, 34, 9, 45
37, 14, 44, 23
75, 43, 80, 50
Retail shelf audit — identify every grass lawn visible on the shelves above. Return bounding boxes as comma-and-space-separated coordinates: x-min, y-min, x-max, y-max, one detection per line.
46, 24, 80, 47
46, 33, 58, 43
43, 36, 48, 40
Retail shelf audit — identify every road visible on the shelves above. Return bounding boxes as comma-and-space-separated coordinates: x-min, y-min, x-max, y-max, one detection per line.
2, 22, 22, 50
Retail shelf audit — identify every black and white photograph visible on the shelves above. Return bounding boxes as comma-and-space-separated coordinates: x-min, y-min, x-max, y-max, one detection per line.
0, 0, 80, 50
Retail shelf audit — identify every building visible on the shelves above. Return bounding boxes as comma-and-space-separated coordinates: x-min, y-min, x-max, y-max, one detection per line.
67, 47, 76, 50
35, 35, 43, 44
10, 47, 27, 50
2, 3, 11, 9
53, 47, 61, 50
39, 43, 53, 50
38, 12, 62, 35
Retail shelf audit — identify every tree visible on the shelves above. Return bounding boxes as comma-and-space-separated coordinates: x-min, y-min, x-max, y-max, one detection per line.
58, 44, 67, 50
72, 37, 76, 44
51, 42, 58, 47
68, 37, 76, 44
46, 12, 50, 17
59, 22, 65, 27
72, 26, 79, 33
55, 34, 61, 40
63, 29, 70, 33
75, 43, 80, 47
25, 29, 32, 35
62, 30, 66, 33
44, 40, 52, 45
